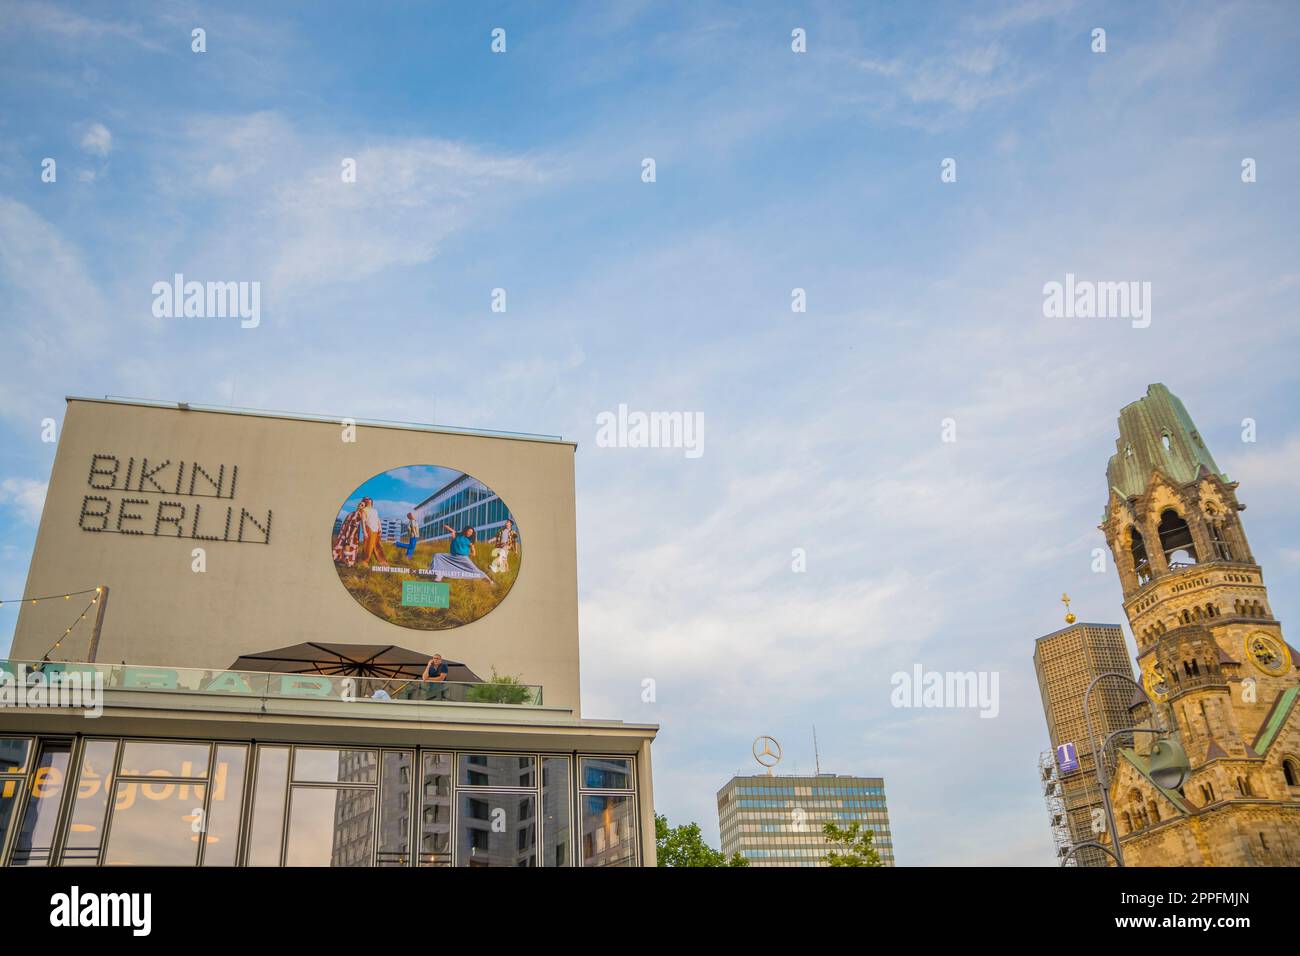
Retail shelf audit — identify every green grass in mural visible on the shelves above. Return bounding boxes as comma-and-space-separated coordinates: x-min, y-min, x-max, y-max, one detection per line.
335, 539, 520, 629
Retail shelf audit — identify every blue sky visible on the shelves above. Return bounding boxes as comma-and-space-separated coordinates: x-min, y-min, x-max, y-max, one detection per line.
337, 465, 464, 522
2, 0, 1299, 865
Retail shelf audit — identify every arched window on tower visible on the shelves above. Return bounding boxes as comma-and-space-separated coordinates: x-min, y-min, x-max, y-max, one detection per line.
1204, 504, 1234, 560
1129, 527, 1152, 585
1208, 522, 1233, 561
1283, 756, 1300, 788
1158, 509, 1199, 567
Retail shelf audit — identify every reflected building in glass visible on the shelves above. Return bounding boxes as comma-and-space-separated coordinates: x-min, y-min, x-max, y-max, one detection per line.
717, 773, 896, 867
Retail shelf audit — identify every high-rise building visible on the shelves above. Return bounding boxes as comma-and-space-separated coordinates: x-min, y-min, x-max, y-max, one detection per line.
1033, 622, 1134, 866
1097, 384, 1300, 865
716, 773, 894, 866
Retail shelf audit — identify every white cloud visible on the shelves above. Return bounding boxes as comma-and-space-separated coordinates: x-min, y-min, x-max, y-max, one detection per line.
0, 479, 47, 525
1224, 435, 1300, 490
150, 112, 549, 293
0, 1, 164, 51
80, 122, 112, 157
0, 199, 107, 428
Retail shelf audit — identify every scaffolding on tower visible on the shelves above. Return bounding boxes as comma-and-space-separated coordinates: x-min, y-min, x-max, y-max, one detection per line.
1039, 750, 1076, 866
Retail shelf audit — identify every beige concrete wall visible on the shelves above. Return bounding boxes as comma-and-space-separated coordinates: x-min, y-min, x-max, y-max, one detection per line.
12, 399, 582, 710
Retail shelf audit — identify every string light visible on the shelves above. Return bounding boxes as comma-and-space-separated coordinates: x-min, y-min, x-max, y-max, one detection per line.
7, 589, 106, 663
38, 595, 99, 663
0, 587, 102, 610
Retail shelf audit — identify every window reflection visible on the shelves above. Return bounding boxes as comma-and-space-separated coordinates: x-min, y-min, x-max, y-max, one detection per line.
542, 757, 571, 867
418, 753, 451, 866
581, 794, 636, 867
0, 738, 31, 858
456, 792, 536, 867
104, 780, 206, 866
377, 751, 412, 866
62, 739, 119, 865
120, 740, 210, 778
0, 738, 640, 869
293, 748, 377, 785
247, 747, 289, 867
10, 740, 71, 867
459, 753, 535, 789
200, 746, 247, 867
582, 757, 632, 790
285, 787, 375, 866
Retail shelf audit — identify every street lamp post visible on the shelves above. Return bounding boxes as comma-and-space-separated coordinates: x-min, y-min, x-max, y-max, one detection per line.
1060, 840, 1120, 867
1076, 671, 1190, 868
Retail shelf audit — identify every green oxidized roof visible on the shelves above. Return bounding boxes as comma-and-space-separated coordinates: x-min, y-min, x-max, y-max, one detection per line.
1106, 384, 1228, 501
1251, 685, 1298, 756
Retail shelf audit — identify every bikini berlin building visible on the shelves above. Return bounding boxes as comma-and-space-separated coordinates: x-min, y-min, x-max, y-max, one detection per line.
0, 397, 657, 867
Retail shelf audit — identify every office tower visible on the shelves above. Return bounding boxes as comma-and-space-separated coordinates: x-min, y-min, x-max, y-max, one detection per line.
717, 773, 894, 866
1033, 622, 1134, 865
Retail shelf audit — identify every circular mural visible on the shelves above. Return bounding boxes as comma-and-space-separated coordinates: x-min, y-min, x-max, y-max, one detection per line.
331, 465, 521, 630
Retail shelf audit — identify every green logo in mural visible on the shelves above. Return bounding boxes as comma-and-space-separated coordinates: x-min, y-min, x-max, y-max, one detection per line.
332, 466, 521, 630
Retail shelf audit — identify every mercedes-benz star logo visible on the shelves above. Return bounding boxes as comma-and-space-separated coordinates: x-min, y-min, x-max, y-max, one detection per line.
752, 736, 782, 774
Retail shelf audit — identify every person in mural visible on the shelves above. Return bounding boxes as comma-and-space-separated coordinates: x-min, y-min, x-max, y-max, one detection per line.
359, 497, 385, 565
429, 523, 489, 582
393, 511, 419, 560
490, 518, 515, 573
495, 519, 515, 551
333, 502, 364, 566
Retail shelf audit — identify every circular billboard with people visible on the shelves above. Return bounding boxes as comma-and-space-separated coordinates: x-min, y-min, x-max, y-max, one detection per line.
332, 466, 521, 630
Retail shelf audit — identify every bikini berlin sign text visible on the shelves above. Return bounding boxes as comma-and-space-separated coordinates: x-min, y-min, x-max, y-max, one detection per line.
78, 453, 272, 544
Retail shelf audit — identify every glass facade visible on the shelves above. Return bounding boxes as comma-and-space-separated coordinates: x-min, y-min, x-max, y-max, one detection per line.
541, 756, 571, 867
415, 475, 516, 547
377, 750, 412, 866
9, 739, 70, 866
0, 737, 29, 860
716, 773, 896, 867
579, 757, 638, 867
60, 739, 118, 865
418, 752, 452, 866
0, 736, 640, 867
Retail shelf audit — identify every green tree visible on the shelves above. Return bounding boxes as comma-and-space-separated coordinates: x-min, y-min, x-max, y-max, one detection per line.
655, 813, 749, 867
821, 821, 884, 867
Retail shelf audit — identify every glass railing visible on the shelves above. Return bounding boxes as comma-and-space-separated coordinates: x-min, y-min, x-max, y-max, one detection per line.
0, 660, 542, 707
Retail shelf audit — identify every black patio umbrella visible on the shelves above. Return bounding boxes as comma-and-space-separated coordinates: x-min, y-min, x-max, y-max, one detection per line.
230, 642, 481, 682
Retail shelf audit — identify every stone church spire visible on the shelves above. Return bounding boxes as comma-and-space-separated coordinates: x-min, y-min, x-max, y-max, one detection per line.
1097, 384, 1300, 866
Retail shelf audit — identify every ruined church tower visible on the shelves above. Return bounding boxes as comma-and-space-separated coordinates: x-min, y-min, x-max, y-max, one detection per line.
1099, 384, 1300, 865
